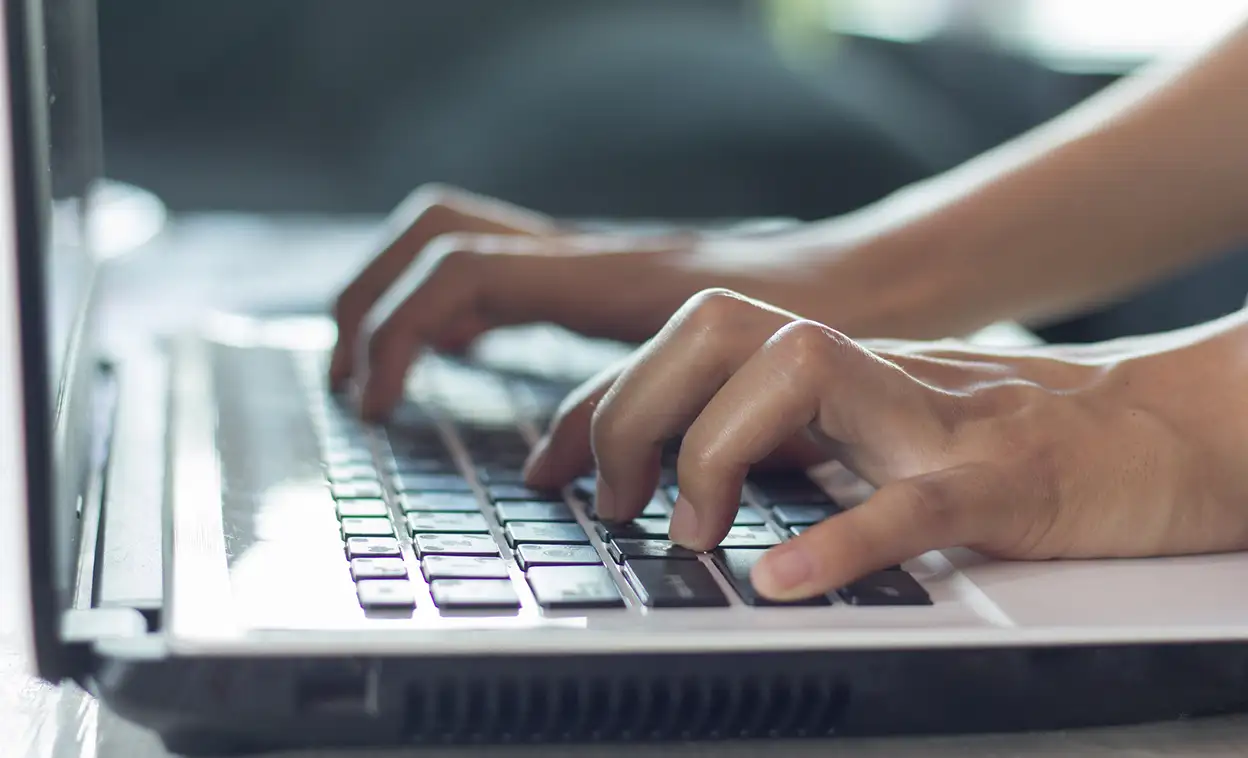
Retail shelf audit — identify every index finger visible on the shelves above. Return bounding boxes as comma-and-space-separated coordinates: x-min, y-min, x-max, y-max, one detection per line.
330, 186, 554, 388
672, 321, 953, 551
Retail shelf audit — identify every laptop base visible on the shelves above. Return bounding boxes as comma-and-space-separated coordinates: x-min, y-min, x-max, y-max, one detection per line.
92, 643, 1248, 755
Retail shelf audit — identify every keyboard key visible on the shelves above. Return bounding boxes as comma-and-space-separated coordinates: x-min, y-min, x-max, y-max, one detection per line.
388, 456, 458, 476
790, 525, 808, 536
772, 504, 841, 527
718, 525, 782, 548
516, 544, 603, 569
732, 508, 766, 526
488, 483, 562, 502
400, 492, 482, 513
839, 571, 932, 606
336, 499, 389, 519
625, 560, 729, 608
341, 518, 396, 538
505, 522, 590, 546
422, 555, 511, 580
393, 472, 473, 493
431, 579, 521, 610
346, 536, 401, 558
459, 427, 529, 456
350, 557, 408, 580
407, 512, 490, 535
332, 480, 384, 500
748, 474, 835, 506
476, 464, 527, 484
413, 534, 500, 558
594, 518, 670, 541
527, 566, 625, 609
713, 549, 829, 606
495, 501, 574, 523
357, 580, 417, 608
607, 539, 699, 563
326, 463, 379, 483
323, 447, 373, 467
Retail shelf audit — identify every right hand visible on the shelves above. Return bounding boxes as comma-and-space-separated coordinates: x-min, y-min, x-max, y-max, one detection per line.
330, 184, 841, 424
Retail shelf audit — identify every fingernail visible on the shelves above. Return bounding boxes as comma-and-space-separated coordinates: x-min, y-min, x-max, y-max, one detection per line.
668, 496, 700, 546
523, 436, 551, 480
594, 475, 617, 520
755, 544, 812, 596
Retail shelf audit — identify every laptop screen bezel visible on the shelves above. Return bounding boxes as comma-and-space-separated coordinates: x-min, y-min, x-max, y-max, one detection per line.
6, 0, 103, 682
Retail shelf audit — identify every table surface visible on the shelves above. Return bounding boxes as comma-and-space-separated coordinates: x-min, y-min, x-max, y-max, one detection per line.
5, 212, 1248, 757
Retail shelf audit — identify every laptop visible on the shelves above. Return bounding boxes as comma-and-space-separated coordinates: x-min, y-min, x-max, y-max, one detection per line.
7, 0, 1248, 753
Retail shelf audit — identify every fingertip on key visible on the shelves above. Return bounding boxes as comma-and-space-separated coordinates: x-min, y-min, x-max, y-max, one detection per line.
594, 475, 618, 520
752, 542, 814, 599
668, 496, 701, 546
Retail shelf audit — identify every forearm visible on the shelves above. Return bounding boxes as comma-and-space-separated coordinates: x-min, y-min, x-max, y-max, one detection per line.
791, 20, 1248, 339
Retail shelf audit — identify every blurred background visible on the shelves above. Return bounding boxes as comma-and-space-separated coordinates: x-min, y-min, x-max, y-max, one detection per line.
94, 0, 1248, 343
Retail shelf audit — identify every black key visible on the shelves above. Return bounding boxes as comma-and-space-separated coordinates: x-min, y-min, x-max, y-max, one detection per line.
625, 560, 729, 608
350, 557, 408, 580
839, 571, 932, 606
413, 534, 500, 558
357, 580, 416, 608
772, 504, 841, 527
594, 518, 670, 541
393, 472, 473, 493
608, 539, 698, 563
341, 517, 396, 538
516, 544, 603, 569
387, 456, 458, 476
346, 537, 401, 558
431, 579, 521, 610
477, 464, 527, 484
488, 483, 562, 502
733, 508, 766, 526
790, 525, 808, 536
748, 474, 834, 506
400, 492, 481, 513
459, 427, 530, 456
597, 494, 668, 520
505, 522, 589, 546
718, 525, 782, 548
495, 501, 574, 523
422, 555, 510, 580
386, 401, 438, 430
713, 549, 829, 606
336, 499, 388, 519
527, 566, 625, 609
332, 480, 384, 500
326, 463, 379, 484
407, 512, 490, 535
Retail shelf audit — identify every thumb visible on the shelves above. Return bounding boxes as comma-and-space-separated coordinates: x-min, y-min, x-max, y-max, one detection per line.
752, 462, 1015, 600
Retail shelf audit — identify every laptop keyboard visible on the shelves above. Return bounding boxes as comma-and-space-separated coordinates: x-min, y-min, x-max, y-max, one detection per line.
298, 354, 930, 615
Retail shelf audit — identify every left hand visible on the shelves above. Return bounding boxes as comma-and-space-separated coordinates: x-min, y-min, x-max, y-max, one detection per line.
533, 289, 1248, 601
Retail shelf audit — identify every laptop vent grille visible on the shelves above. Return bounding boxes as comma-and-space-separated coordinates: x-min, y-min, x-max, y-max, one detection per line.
402, 674, 851, 742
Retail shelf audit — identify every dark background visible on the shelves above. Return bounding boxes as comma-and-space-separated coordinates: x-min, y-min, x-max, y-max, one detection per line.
94, 0, 1248, 343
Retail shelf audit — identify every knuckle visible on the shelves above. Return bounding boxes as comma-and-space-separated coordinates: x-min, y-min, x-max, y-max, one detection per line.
680, 288, 752, 332
895, 477, 963, 539
771, 320, 846, 376
426, 240, 482, 277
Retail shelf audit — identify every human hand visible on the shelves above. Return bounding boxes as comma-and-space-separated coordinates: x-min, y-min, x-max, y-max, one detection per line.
330, 184, 846, 420
558, 289, 1248, 601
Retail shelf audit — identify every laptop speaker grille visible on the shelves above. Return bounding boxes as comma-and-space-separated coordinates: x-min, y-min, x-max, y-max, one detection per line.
401, 674, 851, 742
